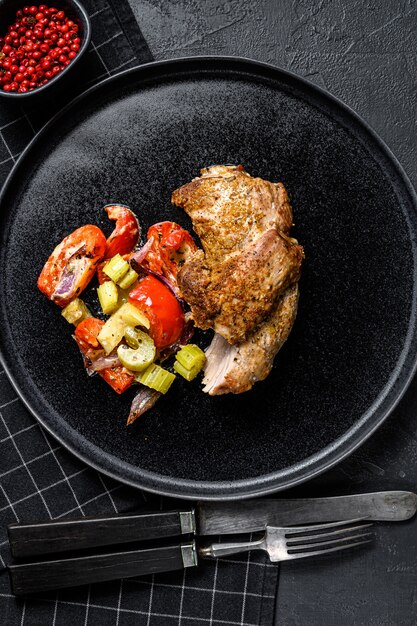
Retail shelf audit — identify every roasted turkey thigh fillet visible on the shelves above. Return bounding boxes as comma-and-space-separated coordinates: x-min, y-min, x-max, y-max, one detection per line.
172, 165, 303, 395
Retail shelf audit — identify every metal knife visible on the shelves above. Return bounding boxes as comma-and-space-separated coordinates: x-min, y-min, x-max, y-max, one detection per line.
8, 490, 416, 559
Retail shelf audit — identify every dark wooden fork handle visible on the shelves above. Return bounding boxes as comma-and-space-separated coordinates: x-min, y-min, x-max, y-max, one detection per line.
9, 541, 197, 595
8, 509, 195, 558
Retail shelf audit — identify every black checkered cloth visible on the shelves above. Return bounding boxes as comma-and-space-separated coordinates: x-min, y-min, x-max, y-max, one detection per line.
0, 1, 279, 624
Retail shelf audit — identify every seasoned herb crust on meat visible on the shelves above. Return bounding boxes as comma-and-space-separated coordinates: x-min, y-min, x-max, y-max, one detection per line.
172, 165, 304, 395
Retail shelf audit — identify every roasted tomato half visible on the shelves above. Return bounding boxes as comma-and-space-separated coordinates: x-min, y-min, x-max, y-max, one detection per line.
138, 221, 197, 289
129, 275, 184, 349
74, 318, 134, 394
38, 225, 106, 307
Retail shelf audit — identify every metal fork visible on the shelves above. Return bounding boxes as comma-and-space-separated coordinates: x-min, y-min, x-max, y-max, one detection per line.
199, 519, 373, 562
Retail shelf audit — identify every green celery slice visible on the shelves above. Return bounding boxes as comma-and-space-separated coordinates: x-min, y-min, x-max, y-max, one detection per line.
136, 364, 176, 394
117, 268, 138, 289
176, 344, 206, 371
117, 331, 156, 371
103, 254, 130, 283
173, 360, 201, 381
61, 298, 92, 326
97, 303, 150, 354
97, 280, 119, 314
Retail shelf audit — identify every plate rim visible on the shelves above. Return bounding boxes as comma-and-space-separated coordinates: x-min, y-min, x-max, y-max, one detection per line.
1, 54, 417, 500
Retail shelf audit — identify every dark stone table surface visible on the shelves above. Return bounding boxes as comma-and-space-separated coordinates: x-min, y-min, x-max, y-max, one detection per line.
129, 2, 417, 624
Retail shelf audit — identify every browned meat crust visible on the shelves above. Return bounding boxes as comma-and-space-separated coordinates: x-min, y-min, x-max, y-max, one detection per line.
173, 165, 303, 345
179, 229, 303, 344
172, 165, 293, 266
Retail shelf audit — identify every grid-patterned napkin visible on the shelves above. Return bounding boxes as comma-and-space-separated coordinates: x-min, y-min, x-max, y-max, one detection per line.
0, 1, 278, 624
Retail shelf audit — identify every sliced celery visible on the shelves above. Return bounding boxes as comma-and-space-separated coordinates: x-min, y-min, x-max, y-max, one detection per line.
117, 268, 138, 289
97, 280, 119, 314
97, 302, 150, 354
176, 344, 206, 371
117, 287, 130, 309
61, 298, 92, 326
124, 326, 140, 349
173, 360, 201, 381
103, 254, 130, 283
117, 332, 155, 372
136, 364, 176, 394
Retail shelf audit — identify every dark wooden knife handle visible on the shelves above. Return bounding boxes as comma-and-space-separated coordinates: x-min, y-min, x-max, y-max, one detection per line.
9, 541, 197, 595
8, 510, 195, 558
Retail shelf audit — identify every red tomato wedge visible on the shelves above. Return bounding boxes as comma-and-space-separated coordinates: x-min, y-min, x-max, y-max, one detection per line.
129, 275, 184, 349
74, 318, 134, 394
135, 221, 197, 290
104, 205, 140, 259
38, 225, 106, 307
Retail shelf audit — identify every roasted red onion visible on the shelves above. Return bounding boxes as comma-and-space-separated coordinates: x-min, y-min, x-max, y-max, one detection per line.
127, 386, 161, 425
130, 239, 154, 265
73, 337, 121, 376
87, 353, 121, 373
52, 243, 86, 300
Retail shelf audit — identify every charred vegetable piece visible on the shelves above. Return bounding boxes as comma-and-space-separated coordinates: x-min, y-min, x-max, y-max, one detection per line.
136, 363, 176, 394
103, 254, 130, 284
127, 387, 161, 425
117, 267, 138, 289
137, 221, 197, 290
38, 225, 106, 307
61, 298, 92, 326
117, 331, 156, 372
97, 302, 150, 354
97, 280, 119, 314
129, 275, 184, 349
74, 318, 134, 394
104, 205, 140, 259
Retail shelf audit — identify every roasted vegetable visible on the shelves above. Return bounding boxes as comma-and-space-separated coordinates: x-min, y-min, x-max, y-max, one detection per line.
104, 205, 140, 259
74, 318, 134, 394
103, 254, 130, 284
117, 267, 138, 289
132, 221, 197, 293
117, 330, 156, 371
136, 363, 176, 394
97, 302, 150, 354
129, 275, 184, 349
176, 344, 206, 370
38, 225, 106, 307
61, 298, 92, 326
97, 280, 119, 314
127, 387, 161, 425
173, 345, 206, 380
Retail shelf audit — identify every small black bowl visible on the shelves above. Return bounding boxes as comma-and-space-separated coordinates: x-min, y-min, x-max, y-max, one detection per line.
0, 0, 91, 99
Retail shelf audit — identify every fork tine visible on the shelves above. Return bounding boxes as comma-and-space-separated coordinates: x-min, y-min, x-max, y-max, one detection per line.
287, 532, 373, 552
285, 539, 373, 561
286, 523, 373, 545
283, 518, 366, 535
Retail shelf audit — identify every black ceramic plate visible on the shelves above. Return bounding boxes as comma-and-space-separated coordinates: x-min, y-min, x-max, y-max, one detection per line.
1, 57, 417, 500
